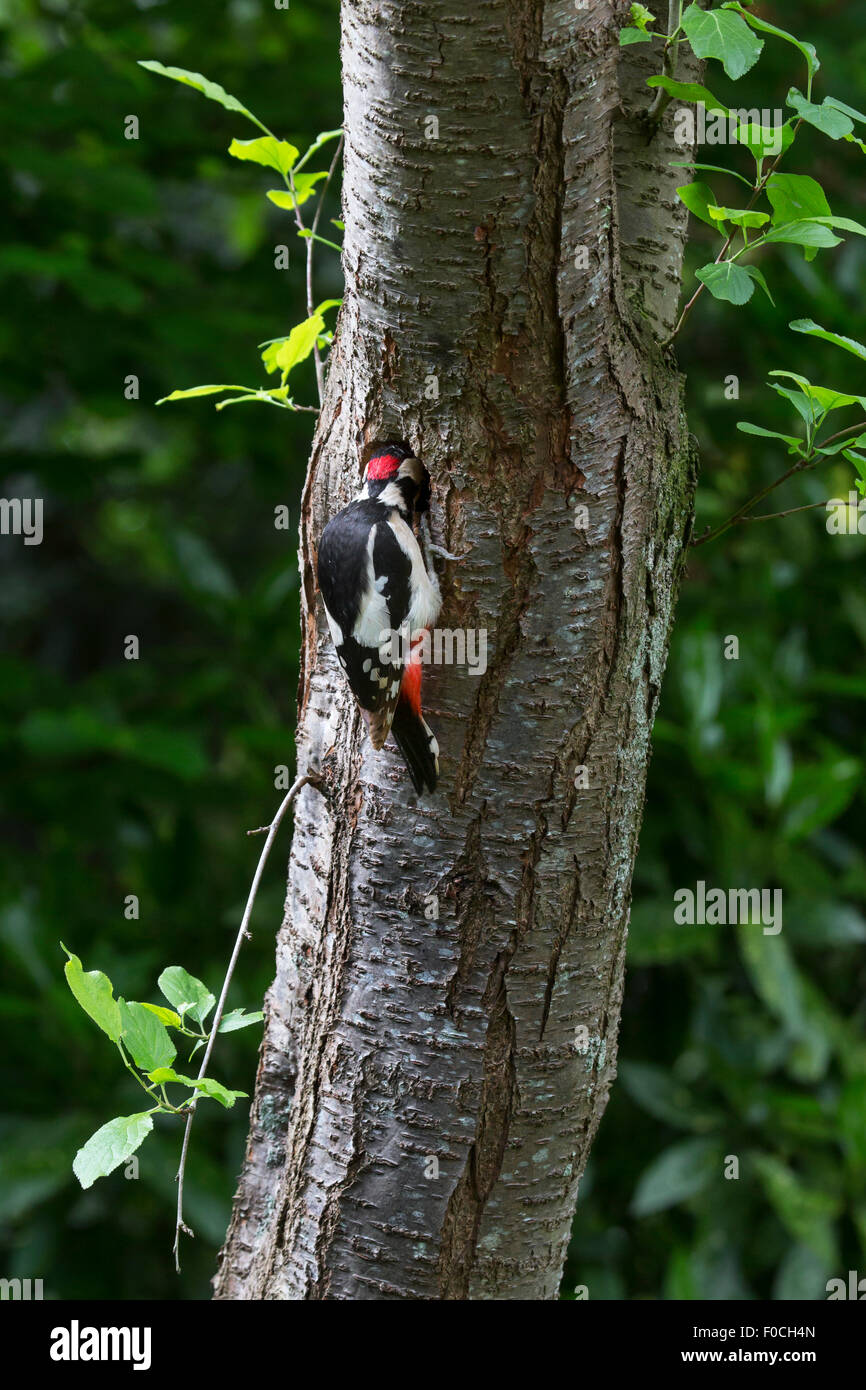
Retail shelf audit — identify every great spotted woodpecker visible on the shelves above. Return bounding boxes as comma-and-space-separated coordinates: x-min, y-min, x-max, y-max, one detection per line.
316, 442, 442, 793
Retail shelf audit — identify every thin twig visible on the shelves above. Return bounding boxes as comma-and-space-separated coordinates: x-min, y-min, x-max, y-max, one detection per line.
279, 168, 319, 397
172, 771, 323, 1271
820, 420, 866, 449
692, 419, 866, 549
691, 455, 814, 549
307, 134, 344, 404
736, 499, 829, 524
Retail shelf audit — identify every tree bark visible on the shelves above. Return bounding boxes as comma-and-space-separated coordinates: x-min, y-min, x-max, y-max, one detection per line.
215, 0, 698, 1301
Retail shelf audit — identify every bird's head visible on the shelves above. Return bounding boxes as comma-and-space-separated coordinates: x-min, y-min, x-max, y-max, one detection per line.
363, 442, 431, 517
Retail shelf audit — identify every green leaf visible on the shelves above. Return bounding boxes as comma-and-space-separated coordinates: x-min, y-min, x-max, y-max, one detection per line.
619, 1061, 713, 1131
815, 434, 866, 458
762, 221, 843, 250
751, 1153, 839, 1262
736, 422, 801, 448
782, 755, 862, 839
733, 118, 796, 170
744, 265, 775, 305
620, 27, 652, 45
681, 3, 763, 80
218, 1008, 265, 1033
228, 136, 298, 176
787, 88, 854, 140
707, 204, 769, 229
294, 128, 343, 173
826, 96, 866, 125
695, 260, 755, 305
296, 229, 342, 252
61, 945, 121, 1042
793, 300, 864, 338
767, 382, 818, 428
767, 372, 864, 426
137, 62, 267, 133
767, 173, 831, 225
677, 182, 721, 229
769, 372, 863, 416
261, 313, 326, 383
630, 2, 655, 29
147, 1066, 191, 1087
721, 4, 819, 81
845, 452, 866, 496
671, 160, 753, 188
822, 95, 866, 125
137, 1002, 183, 1029
119, 1000, 176, 1072
738, 926, 807, 1036
267, 172, 328, 209
631, 1138, 720, 1216
646, 76, 729, 115
192, 1077, 247, 1108
157, 966, 215, 1025
737, 925, 836, 1081
157, 384, 251, 405
814, 215, 866, 239
73, 1112, 153, 1190
147, 1068, 246, 1108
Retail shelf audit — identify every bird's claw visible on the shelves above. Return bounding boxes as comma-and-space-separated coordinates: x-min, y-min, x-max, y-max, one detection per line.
427, 541, 471, 561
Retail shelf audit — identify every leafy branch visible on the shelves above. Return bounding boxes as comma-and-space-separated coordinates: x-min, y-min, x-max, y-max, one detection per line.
61, 773, 323, 1273
693, 320, 866, 547
619, 3, 866, 534
138, 62, 343, 413
62, 946, 256, 1193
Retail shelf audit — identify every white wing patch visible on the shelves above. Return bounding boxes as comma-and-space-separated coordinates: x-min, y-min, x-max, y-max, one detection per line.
386, 513, 442, 632
351, 527, 393, 647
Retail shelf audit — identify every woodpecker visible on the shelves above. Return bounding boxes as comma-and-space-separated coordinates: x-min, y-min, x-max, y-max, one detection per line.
317, 442, 442, 793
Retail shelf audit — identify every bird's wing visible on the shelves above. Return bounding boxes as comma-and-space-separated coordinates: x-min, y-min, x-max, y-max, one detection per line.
318, 506, 413, 737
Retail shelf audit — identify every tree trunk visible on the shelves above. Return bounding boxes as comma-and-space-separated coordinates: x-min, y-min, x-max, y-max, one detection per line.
215, 0, 698, 1301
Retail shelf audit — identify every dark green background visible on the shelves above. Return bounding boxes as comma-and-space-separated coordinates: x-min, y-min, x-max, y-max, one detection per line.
1, 0, 864, 1301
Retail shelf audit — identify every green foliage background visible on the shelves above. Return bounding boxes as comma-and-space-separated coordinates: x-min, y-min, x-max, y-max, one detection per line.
1, 0, 863, 1300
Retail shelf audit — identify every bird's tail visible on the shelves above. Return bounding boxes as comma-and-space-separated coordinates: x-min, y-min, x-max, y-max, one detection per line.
390, 656, 439, 794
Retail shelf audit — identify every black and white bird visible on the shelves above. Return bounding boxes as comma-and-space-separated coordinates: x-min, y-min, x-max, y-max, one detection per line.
316, 442, 442, 793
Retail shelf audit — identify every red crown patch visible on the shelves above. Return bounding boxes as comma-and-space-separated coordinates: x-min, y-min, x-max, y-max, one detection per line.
366, 454, 401, 480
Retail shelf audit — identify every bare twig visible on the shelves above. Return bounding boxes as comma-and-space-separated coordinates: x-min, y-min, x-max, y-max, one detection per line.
307, 134, 344, 403
279, 167, 321, 399
691, 456, 814, 549
736, 499, 830, 524
173, 771, 323, 1271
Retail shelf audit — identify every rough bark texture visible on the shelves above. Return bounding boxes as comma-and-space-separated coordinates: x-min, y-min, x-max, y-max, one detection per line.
215, 0, 699, 1301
